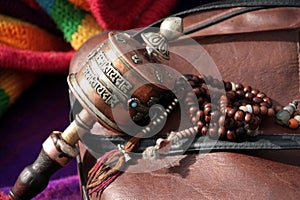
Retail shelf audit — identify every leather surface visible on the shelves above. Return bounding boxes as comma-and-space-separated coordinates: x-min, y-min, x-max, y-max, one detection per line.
71, 7, 300, 200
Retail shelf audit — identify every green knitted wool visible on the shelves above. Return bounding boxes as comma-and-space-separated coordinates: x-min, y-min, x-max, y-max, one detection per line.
51, 0, 86, 42
0, 89, 9, 117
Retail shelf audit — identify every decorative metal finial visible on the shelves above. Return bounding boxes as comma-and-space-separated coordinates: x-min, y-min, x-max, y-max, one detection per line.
141, 17, 183, 60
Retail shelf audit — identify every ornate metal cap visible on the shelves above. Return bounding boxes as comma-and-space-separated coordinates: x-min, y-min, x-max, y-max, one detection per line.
141, 17, 183, 60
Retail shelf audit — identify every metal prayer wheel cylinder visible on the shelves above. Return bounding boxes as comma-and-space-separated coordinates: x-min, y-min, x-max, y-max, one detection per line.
68, 31, 177, 133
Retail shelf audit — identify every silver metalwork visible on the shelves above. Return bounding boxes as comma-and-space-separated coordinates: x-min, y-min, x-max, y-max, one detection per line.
141, 17, 183, 60
131, 54, 142, 64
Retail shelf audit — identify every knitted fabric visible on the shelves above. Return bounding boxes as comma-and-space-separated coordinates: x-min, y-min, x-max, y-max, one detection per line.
88, 0, 179, 30
0, 0, 178, 197
0, 0, 178, 118
36, 0, 103, 50
0, 175, 80, 200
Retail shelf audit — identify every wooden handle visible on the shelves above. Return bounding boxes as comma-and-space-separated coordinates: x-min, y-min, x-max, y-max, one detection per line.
9, 110, 95, 200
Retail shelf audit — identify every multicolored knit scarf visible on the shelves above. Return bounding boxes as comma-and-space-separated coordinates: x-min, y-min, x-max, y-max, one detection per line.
0, 0, 178, 118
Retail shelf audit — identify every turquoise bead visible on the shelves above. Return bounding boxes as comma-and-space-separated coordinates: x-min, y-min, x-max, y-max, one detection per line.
275, 109, 291, 126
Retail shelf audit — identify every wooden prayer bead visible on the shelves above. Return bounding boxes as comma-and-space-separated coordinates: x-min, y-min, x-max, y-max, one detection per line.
227, 108, 236, 118
234, 110, 245, 121
226, 130, 236, 141
201, 126, 208, 135
244, 113, 252, 123
267, 108, 275, 117
260, 105, 268, 115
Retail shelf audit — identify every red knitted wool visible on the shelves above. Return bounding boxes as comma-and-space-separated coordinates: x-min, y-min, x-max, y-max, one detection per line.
0, 192, 9, 200
88, 0, 178, 30
0, 46, 74, 73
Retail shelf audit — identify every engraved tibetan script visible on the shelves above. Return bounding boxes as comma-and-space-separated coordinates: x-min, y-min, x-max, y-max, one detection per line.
83, 65, 119, 107
93, 50, 133, 94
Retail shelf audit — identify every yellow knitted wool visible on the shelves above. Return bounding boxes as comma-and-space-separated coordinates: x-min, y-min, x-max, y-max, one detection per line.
0, 70, 35, 104
70, 14, 103, 50
0, 14, 67, 51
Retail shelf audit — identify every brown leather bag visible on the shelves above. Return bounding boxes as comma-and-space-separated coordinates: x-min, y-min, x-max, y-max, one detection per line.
70, 1, 300, 199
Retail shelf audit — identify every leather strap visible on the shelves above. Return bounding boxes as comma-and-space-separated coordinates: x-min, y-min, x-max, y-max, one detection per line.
81, 134, 300, 155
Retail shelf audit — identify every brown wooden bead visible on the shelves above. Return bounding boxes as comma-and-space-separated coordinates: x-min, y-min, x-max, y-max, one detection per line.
205, 115, 211, 123
251, 89, 259, 96
249, 116, 260, 130
224, 81, 232, 91
191, 116, 198, 125
189, 106, 198, 115
211, 111, 221, 122
198, 97, 205, 105
260, 105, 268, 115
288, 118, 299, 129
236, 83, 244, 91
226, 91, 236, 101
252, 105, 260, 115
188, 80, 196, 88
227, 108, 236, 118
244, 113, 252, 123
263, 97, 272, 107
235, 127, 246, 140
245, 92, 254, 100
224, 118, 236, 129
201, 126, 208, 135
267, 108, 275, 117
243, 85, 252, 93
260, 102, 269, 107
218, 127, 227, 138
226, 130, 236, 141
208, 126, 218, 138
203, 103, 211, 116
274, 105, 284, 113
193, 87, 201, 97
197, 121, 205, 132
235, 121, 244, 128
234, 110, 245, 121
252, 97, 263, 104
256, 92, 266, 98
191, 75, 201, 84
236, 90, 245, 99
218, 115, 226, 127
196, 110, 205, 122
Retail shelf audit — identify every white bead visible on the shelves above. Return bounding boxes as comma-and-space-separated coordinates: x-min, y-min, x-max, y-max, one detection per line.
294, 115, 300, 123
160, 17, 183, 41
231, 82, 236, 91
239, 106, 247, 112
246, 104, 253, 113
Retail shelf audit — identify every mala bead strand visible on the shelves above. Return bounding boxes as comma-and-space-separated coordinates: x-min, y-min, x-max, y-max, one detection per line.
143, 74, 299, 159
183, 75, 295, 141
